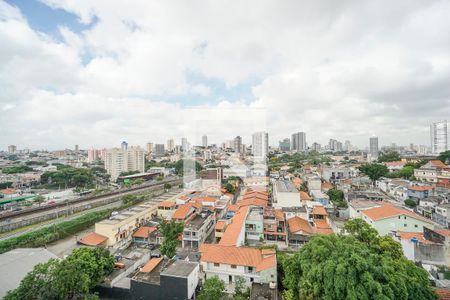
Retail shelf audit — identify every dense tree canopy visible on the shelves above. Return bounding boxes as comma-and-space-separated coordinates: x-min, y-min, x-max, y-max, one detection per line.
40, 165, 94, 188
281, 219, 437, 300
358, 163, 389, 183
198, 276, 225, 300
5, 247, 114, 300
437, 151, 450, 164
159, 220, 183, 258
1, 165, 33, 174
326, 188, 347, 208
378, 151, 401, 163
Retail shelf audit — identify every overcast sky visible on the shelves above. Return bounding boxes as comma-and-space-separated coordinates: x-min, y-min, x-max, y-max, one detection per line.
1, 0, 449, 150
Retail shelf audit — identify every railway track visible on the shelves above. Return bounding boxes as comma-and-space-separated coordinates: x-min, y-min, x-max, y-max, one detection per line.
0, 178, 182, 222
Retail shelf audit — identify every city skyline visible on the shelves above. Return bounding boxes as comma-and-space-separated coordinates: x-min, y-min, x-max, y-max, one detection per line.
1, 1, 449, 149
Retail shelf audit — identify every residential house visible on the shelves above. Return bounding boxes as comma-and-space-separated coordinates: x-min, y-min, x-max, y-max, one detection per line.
272, 180, 300, 208
132, 226, 158, 245
263, 207, 287, 247
348, 200, 382, 219
408, 185, 435, 200
215, 220, 228, 243
434, 203, 450, 228
157, 201, 176, 219
199, 244, 277, 288
361, 205, 435, 236
182, 209, 215, 249
414, 160, 450, 183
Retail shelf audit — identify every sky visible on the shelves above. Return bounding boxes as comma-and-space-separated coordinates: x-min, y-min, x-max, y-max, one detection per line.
0, 0, 449, 150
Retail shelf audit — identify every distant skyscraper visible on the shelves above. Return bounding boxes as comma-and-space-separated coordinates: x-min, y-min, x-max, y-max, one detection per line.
252, 131, 269, 160
344, 140, 352, 152
167, 139, 175, 152
146, 142, 153, 154
291, 132, 306, 152
369, 137, 379, 159
328, 139, 343, 152
202, 135, 208, 148
430, 120, 450, 154
154, 144, 165, 157
311, 142, 321, 152
181, 138, 188, 152
279, 138, 290, 151
7, 145, 16, 154
234, 136, 242, 153
74, 144, 79, 152
121, 141, 128, 151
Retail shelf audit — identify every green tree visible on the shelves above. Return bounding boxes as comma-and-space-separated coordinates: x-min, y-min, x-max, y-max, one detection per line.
34, 194, 46, 207
437, 150, 450, 164
281, 232, 437, 300
159, 220, 183, 258
133, 178, 145, 185
198, 276, 225, 300
5, 248, 114, 300
164, 183, 172, 190
225, 182, 235, 193
405, 198, 417, 208
378, 151, 401, 162
326, 188, 347, 208
358, 163, 389, 184
122, 194, 138, 205
174, 159, 202, 176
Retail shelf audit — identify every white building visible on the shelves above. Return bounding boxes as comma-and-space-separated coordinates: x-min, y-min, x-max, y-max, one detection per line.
369, 136, 379, 161
104, 146, 145, 180
272, 180, 300, 208
202, 135, 208, 148
200, 244, 277, 288
431, 120, 450, 154
252, 131, 269, 161
167, 139, 175, 152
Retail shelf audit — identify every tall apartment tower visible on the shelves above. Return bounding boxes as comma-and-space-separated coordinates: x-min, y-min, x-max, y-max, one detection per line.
279, 138, 290, 151
7, 145, 17, 154
369, 136, 379, 160
181, 138, 189, 152
121, 141, 128, 151
431, 120, 450, 154
202, 135, 208, 148
234, 136, 242, 153
252, 131, 269, 160
154, 144, 165, 157
167, 139, 175, 152
104, 145, 145, 181
146, 142, 153, 154
291, 132, 306, 152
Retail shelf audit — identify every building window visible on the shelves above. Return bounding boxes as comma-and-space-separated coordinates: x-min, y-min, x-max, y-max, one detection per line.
404, 224, 407, 227
214, 263, 220, 267
250, 277, 254, 282
398, 216, 401, 219
415, 224, 418, 228
404, 216, 407, 220
231, 265, 237, 269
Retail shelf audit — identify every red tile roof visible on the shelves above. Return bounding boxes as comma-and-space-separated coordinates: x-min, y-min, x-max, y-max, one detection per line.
79, 232, 108, 246
396, 231, 434, 245
409, 185, 435, 191
362, 205, 433, 223
172, 203, 197, 220
199, 244, 276, 272
132, 226, 157, 238
141, 257, 163, 273
300, 191, 312, 201
158, 200, 176, 208
215, 220, 227, 231
288, 217, 313, 235
312, 206, 327, 216
219, 206, 248, 246
313, 219, 333, 234
436, 288, 450, 300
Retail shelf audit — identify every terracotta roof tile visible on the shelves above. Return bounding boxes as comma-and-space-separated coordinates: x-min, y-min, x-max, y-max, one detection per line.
199, 244, 276, 272
313, 206, 328, 216
219, 206, 248, 246
300, 191, 312, 201
79, 232, 108, 246
141, 257, 163, 273
158, 200, 176, 208
172, 203, 197, 220
288, 217, 313, 235
362, 205, 433, 223
396, 231, 434, 245
132, 226, 157, 238
409, 185, 435, 191
215, 220, 227, 231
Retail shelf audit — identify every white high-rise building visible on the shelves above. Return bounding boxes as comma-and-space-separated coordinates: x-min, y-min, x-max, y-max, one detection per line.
202, 135, 208, 148
369, 137, 379, 160
105, 145, 145, 180
431, 120, 450, 154
181, 138, 189, 152
146, 142, 153, 154
7, 145, 16, 154
291, 132, 306, 152
167, 139, 175, 152
252, 131, 269, 160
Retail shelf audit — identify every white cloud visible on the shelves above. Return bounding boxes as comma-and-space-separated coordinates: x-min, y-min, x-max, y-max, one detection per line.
1, 0, 450, 150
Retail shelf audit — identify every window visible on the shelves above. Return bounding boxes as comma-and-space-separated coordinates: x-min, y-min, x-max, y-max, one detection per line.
404, 224, 407, 227
231, 265, 237, 269
250, 277, 254, 282
214, 263, 220, 267
404, 216, 407, 220
414, 224, 418, 228
398, 216, 401, 219
248, 267, 254, 272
